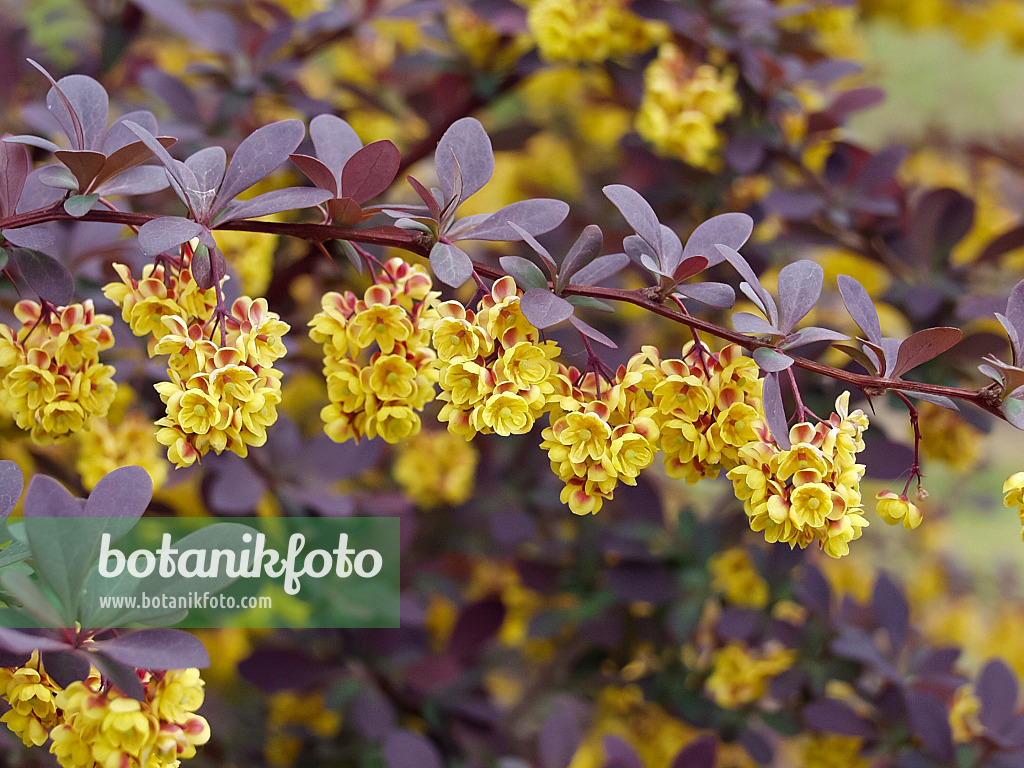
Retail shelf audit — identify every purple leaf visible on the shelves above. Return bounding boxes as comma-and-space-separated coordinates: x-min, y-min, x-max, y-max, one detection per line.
406, 175, 442, 219
782, 327, 849, 349
238, 647, 327, 691
569, 315, 616, 348
979, 225, 1024, 264
436, 118, 494, 204
45, 74, 109, 151
38, 164, 79, 191
0, 629, 70, 655
40, 650, 91, 689
4, 134, 61, 154
753, 347, 793, 372
508, 222, 558, 279
671, 255, 709, 283
448, 600, 505, 661
310, 113, 362, 182
341, 140, 400, 204
670, 736, 717, 768
499, 255, 549, 291
683, 212, 754, 268
657, 226, 684, 275
762, 372, 790, 449
101, 110, 159, 154
674, 282, 735, 308
0, 140, 30, 217
429, 242, 473, 287
1003, 398, 1024, 430
804, 699, 874, 738
796, 564, 831, 615
906, 690, 954, 762
603, 735, 643, 768
873, 573, 909, 651
85, 466, 152, 520
23, 475, 82, 517
837, 275, 882, 345
91, 136, 176, 192
833, 344, 879, 374
777, 260, 823, 333
384, 730, 443, 768
91, 629, 210, 670
214, 120, 306, 214
138, 216, 204, 257
901, 390, 959, 411
891, 327, 961, 378
9, 247, 74, 305
0, 461, 22, 518
89, 652, 146, 700
603, 184, 662, 253
558, 224, 604, 289
538, 706, 584, 768
521, 289, 574, 329
454, 199, 569, 242
978, 659, 1018, 733
764, 190, 823, 220
717, 244, 778, 326
738, 728, 773, 765
122, 121, 195, 210
831, 86, 886, 116
1005, 280, 1024, 350
733, 312, 781, 336
289, 153, 339, 196
97, 165, 171, 197
569, 253, 629, 287
856, 145, 907, 191
352, 687, 396, 739
910, 188, 974, 266
218, 187, 332, 223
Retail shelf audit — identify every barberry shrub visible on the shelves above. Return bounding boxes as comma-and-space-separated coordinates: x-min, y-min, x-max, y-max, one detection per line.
2, 1, 1024, 767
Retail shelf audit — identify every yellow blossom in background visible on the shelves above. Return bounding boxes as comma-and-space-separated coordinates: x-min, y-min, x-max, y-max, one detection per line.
801, 734, 870, 768
526, 0, 667, 63
704, 642, 796, 709
213, 228, 279, 297
1004, 472, 1024, 540
265, 691, 341, 768
778, 0, 865, 59
636, 43, 741, 170
393, 429, 479, 507
708, 547, 770, 609
918, 402, 981, 470
949, 684, 985, 742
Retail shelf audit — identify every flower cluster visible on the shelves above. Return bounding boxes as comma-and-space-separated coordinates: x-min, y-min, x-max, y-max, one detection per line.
1004, 471, 1024, 540
0, 653, 209, 768
649, 343, 764, 484
876, 490, 924, 530
526, 0, 667, 63
708, 547, 770, 609
430, 276, 560, 440
310, 257, 439, 444
728, 392, 870, 558
704, 641, 797, 710
0, 300, 116, 442
49, 668, 209, 768
541, 349, 660, 516
635, 43, 741, 170
393, 429, 479, 508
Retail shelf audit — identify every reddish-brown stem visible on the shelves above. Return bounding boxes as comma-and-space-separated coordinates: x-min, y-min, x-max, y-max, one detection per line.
351, 243, 382, 284
671, 294, 710, 376
787, 366, 823, 424
893, 390, 924, 495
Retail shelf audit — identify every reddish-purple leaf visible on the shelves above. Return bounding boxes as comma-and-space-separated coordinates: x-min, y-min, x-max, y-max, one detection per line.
508, 222, 558, 280
123, 121, 194, 209
910, 188, 974, 266
96, 165, 171, 197
183, 146, 226, 214
10, 247, 74, 305
310, 113, 362, 182
429, 242, 473, 288
0, 139, 30, 218
671, 255, 709, 283
831, 86, 885, 116
341, 140, 400, 204
777, 260, 823, 333
834, 344, 879, 374
289, 153, 339, 196
436, 117, 494, 203
538, 706, 584, 768
219, 187, 332, 224
448, 600, 505, 661
499, 255, 549, 291
873, 573, 909, 651
558, 224, 604, 288
856, 145, 907, 191
670, 736, 717, 768
683, 212, 753, 267
569, 253, 629, 287
40, 650, 91, 689
603, 184, 661, 253
0, 629, 70, 655
764, 190, 823, 220
674, 282, 735, 308
978, 659, 1019, 733
91, 137, 175, 193
454, 199, 569, 242
44, 72, 108, 151
0, 461, 22, 518
238, 647, 327, 691
138, 216, 204, 257
384, 730, 443, 768
762, 372, 790, 450
569, 315, 616, 348
85, 466, 152, 520
733, 312, 781, 336
91, 629, 210, 670
215, 120, 306, 214
796, 564, 831, 615
88, 652, 146, 701
327, 197, 364, 226
837, 275, 882, 345
753, 347, 793, 372
406, 175, 442, 219
521, 289, 574, 329
782, 327, 849, 349
100, 109, 158, 154
978, 224, 1024, 264
1005, 279, 1024, 348
891, 327, 961, 378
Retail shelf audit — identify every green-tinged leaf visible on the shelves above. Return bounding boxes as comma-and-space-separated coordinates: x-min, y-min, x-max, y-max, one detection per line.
834, 344, 880, 374
753, 347, 794, 372
339, 240, 363, 274
9, 248, 74, 305
0, 541, 30, 570
0, 570, 64, 627
1003, 397, 1024, 430
64, 193, 99, 218
499, 255, 548, 292
0, 249, 7, 272
565, 295, 614, 312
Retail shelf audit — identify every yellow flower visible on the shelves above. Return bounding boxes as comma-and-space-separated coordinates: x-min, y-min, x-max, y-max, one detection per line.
476, 388, 534, 436
365, 354, 418, 401
949, 685, 984, 742
704, 642, 796, 709
789, 483, 835, 529
708, 548, 769, 609
876, 491, 923, 530
347, 299, 413, 354
527, 0, 666, 62
802, 734, 869, 768
393, 430, 479, 508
